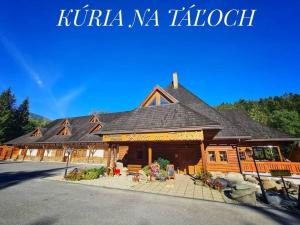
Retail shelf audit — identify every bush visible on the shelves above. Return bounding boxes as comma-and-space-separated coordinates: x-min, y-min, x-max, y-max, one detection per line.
142, 165, 149, 176
65, 167, 106, 181
155, 157, 170, 170
97, 166, 107, 176
82, 170, 99, 180
65, 168, 82, 181
195, 171, 212, 181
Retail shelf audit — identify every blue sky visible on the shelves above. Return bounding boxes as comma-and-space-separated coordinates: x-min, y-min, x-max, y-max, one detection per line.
0, 0, 299, 119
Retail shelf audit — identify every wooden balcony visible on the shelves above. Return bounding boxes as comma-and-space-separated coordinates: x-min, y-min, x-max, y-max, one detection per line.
241, 161, 300, 174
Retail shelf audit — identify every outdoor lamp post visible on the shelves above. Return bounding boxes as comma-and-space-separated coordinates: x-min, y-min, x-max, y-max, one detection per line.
64, 148, 73, 177
247, 148, 269, 204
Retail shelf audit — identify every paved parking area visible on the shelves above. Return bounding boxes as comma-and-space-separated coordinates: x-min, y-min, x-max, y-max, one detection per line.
1, 161, 300, 225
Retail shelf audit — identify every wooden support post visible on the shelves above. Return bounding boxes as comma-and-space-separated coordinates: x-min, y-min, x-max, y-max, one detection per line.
87, 144, 96, 163
62, 144, 68, 162
200, 142, 207, 172
87, 148, 91, 163
40, 145, 45, 162
23, 146, 28, 161
112, 145, 116, 163
277, 145, 284, 162
148, 146, 152, 166
116, 144, 119, 161
107, 146, 112, 168
235, 146, 243, 175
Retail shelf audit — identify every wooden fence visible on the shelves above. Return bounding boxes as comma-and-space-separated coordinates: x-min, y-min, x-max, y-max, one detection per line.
0, 146, 19, 160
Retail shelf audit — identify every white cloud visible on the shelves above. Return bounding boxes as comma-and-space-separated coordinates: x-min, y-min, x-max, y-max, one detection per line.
0, 36, 86, 118
56, 87, 86, 116
0, 36, 44, 88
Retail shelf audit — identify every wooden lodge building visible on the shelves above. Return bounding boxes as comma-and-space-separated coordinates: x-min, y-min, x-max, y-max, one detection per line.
3, 73, 300, 174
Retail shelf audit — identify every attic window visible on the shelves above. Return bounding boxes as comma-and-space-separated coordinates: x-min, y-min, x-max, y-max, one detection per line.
160, 95, 170, 105
143, 91, 173, 107
141, 86, 178, 107
89, 124, 102, 133
57, 126, 71, 136
89, 115, 100, 123
61, 119, 70, 126
148, 97, 157, 106
31, 128, 42, 137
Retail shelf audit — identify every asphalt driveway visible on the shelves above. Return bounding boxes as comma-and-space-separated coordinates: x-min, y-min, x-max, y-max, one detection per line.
0, 161, 299, 225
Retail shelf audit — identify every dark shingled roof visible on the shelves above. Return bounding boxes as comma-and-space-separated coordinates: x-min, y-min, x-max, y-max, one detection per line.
5, 112, 129, 145
165, 83, 250, 139
218, 109, 294, 140
6, 79, 295, 145
97, 103, 221, 134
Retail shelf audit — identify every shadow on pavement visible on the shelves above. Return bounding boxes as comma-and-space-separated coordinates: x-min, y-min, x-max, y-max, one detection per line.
0, 160, 25, 164
0, 166, 72, 190
28, 216, 59, 225
240, 204, 300, 225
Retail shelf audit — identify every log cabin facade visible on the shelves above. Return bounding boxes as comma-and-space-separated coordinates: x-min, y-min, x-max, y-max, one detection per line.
3, 73, 300, 174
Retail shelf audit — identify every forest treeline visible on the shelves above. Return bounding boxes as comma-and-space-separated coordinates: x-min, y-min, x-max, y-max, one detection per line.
216, 93, 300, 137
0, 89, 49, 144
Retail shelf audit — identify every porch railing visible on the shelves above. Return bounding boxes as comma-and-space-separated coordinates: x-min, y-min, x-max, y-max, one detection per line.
241, 161, 300, 174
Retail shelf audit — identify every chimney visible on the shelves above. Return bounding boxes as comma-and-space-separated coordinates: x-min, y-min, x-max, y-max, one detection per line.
172, 72, 178, 89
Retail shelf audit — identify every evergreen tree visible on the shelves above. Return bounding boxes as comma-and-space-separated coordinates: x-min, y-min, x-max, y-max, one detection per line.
0, 88, 49, 144
14, 98, 30, 137
0, 89, 16, 143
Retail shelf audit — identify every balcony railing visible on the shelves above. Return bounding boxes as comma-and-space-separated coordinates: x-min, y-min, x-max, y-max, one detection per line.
241, 161, 300, 174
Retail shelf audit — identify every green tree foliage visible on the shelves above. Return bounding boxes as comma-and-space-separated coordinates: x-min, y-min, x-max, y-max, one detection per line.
216, 93, 300, 137
24, 118, 49, 133
0, 89, 49, 144
0, 89, 16, 143
269, 110, 300, 137
14, 99, 30, 137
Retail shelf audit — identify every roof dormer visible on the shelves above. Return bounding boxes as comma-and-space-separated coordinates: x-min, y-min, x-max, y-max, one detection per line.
57, 126, 71, 136
89, 114, 100, 123
89, 123, 102, 134
141, 85, 178, 107
31, 128, 42, 137
61, 119, 70, 126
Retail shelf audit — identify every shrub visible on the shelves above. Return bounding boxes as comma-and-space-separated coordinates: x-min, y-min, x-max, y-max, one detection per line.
155, 157, 170, 170
142, 165, 149, 176
195, 171, 212, 181
65, 168, 82, 181
82, 170, 99, 180
65, 167, 106, 181
97, 166, 106, 176
82, 167, 106, 180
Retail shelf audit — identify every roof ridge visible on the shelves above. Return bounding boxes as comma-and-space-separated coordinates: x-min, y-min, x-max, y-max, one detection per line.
165, 82, 225, 115
50, 111, 133, 121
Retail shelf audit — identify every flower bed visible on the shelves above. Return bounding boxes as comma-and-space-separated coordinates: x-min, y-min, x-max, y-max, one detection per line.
65, 167, 106, 181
